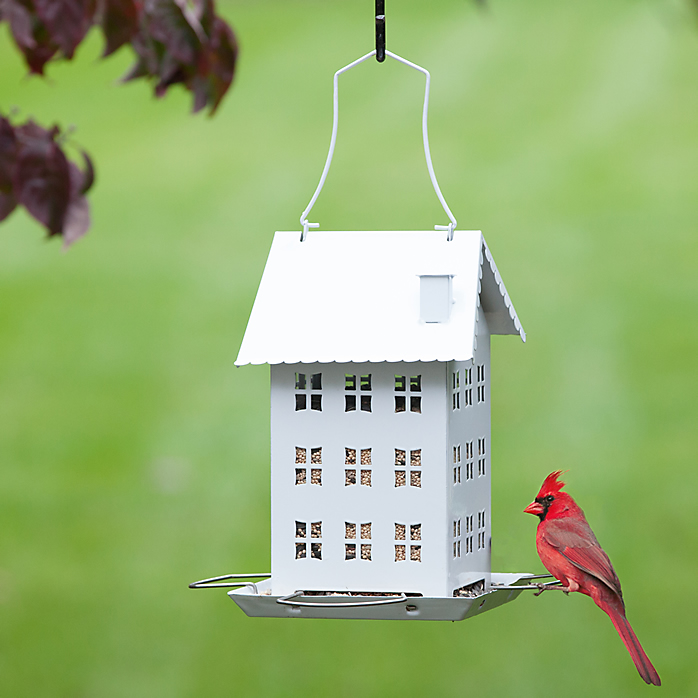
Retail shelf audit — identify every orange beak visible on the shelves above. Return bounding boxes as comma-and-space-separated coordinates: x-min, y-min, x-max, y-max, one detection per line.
524, 501, 545, 516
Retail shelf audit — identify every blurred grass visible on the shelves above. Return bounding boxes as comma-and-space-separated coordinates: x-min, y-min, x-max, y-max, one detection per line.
1, 0, 697, 695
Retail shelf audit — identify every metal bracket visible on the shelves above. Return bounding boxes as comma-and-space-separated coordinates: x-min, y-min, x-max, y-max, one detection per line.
189, 573, 271, 595
277, 591, 408, 608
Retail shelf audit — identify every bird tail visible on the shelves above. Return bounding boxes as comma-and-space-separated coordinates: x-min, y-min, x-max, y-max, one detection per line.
602, 601, 661, 686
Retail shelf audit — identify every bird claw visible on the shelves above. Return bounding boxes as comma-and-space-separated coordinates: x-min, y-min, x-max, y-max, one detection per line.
533, 582, 569, 596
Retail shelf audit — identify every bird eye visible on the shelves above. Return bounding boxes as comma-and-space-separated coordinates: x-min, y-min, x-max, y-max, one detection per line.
545, 495, 555, 504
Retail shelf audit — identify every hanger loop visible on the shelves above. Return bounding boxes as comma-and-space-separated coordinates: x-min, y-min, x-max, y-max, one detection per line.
299, 50, 457, 241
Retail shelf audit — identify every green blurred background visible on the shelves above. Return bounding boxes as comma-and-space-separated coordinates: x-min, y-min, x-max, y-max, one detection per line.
1, 0, 696, 695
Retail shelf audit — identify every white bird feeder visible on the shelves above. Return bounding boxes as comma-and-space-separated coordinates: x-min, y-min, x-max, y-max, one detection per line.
191, 6, 545, 621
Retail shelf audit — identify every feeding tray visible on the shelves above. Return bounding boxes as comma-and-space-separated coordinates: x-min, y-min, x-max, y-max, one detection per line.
191, 573, 551, 621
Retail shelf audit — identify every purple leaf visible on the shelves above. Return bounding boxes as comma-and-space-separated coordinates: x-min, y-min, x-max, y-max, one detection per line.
0, 116, 18, 193
0, 191, 17, 222
99, 0, 139, 57
13, 121, 71, 235
148, 0, 198, 65
34, 0, 95, 59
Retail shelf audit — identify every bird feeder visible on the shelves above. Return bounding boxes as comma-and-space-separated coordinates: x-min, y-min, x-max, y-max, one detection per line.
191, 5, 546, 621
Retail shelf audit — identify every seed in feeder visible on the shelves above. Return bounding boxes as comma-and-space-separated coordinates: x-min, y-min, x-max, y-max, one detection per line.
360, 448, 371, 465
295, 521, 306, 538
395, 470, 406, 487
361, 544, 371, 560
345, 543, 356, 559
395, 545, 406, 561
345, 522, 356, 539
360, 469, 371, 486
410, 396, 421, 413
311, 521, 322, 538
345, 469, 356, 486
345, 448, 356, 465
295, 543, 306, 559
395, 449, 406, 466
311, 468, 322, 485
311, 543, 322, 559
410, 524, 421, 540
410, 471, 421, 488
394, 396, 406, 413
295, 447, 307, 464
295, 468, 306, 485
395, 524, 406, 540
410, 449, 421, 466
361, 523, 372, 539
410, 545, 421, 562
311, 447, 322, 464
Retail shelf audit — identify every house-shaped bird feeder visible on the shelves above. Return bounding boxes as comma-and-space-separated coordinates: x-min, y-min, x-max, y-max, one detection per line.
190, 10, 545, 621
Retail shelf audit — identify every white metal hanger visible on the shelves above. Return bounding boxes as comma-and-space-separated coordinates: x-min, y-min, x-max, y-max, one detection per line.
299, 4, 458, 241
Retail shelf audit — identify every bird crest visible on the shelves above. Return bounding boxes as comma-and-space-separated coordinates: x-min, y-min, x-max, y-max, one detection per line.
539, 470, 567, 496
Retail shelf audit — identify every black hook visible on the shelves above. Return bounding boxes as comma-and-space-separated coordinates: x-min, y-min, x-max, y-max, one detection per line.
375, 0, 385, 62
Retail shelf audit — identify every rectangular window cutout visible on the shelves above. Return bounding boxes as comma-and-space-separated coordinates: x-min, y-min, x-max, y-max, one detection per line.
410, 396, 421, 413
457, 540, 461, 557
295, 373, 306, 390
466, 463, 473, 480
410, 524, 422, 540
410, 471, 421, 488
478, 385, 485, 403
360, 375, 372, 391
311, 543, 322, 559
395, 524, 406, 540
311, 468, 322, 485
345, 543, 356, 560
361, 544, 371, 561
395, 396, 406, 413
295, 468, 306, 485
345, 395, 356, 412
360, 395, 372, 412
465, 388, 472, 407
345, 469, 356, 486
394, 470, 406, 487
410, 449, 421, 467
345, 448, 357, 465
296, 521, 306, 538
478, 459, 486, 477
311, 521, 322, 538
453, 521, 457, 538
310, 394, 322, 411
457, 520, 461, 536
453, 541, 457, 558
345, 374, 356, 390
295, 543, 306, 559
478, 438, 486, 456
360, 470, 372, 486
295, 447, 307, 464
394, 375, 406, 391
410, 375, 421, 392
410, 545, 421, 562
395, 545, 406, 561
310, 447, 322, 464
361, 523, 372, 539
345, 522, 356, 539
295, 394, 306, 411
310, 373, 322, 390
395, 449, 406, 466
360, 448, 372, 465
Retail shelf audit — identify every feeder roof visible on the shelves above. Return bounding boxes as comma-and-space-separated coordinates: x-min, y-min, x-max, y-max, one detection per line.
235, 230, 524, 366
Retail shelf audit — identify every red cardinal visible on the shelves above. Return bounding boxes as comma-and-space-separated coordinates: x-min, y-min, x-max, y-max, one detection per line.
524, 471, 660, 686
